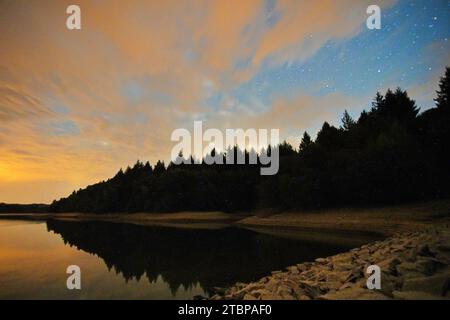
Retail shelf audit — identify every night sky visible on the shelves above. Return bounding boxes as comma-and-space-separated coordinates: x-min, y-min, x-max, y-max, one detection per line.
0, 0, 449, 203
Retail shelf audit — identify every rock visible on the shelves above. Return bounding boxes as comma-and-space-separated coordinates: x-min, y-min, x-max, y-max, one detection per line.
317, 271, 328, 282
404, 249, 418, 262
264, 278, 280, 291
279, 293, 296, 300
333, 262, 355, 272
325, 271, 347, 283
242, 282, 265, 292
322, 281, 342, 291
231, 290, 246, 300
284, 276, 301, 288
301, 269, 318, 280
271, 270, 282, 275
338, 283, 353, 290
286, 266, 300, 274
274, 284, 296, 300
296, 263, 309, 272
234, 282, 247, 290
299, 281, 325, 298
392, 290, 448, 300
276, 284, 292, 296
258, 277, 270, 284
212, 287, 227, 295
331, 253, 353, 265
415, 257, 447, 276
377, 257, 401, 276
243, 293, 258, 300
209, 226, 450, 301
315, 258, 328, 264
260, 293, 284, 300
377, 272, 402, 297
417, 244, 436, 257
301, 262, 314, 269
320, 286, 390, 300
344, 268, 364, 283
390, 245, 404, 253
402, 271, 450, 297
397, 262, 427, 279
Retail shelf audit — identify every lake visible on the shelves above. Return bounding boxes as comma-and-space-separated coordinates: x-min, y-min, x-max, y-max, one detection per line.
0, 218, 380, 299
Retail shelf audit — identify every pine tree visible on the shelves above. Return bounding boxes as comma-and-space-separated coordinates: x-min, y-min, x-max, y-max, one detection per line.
371, 92, 384, 112
279, 141, 295, 156
373, 88, 419, 121
299, 131, 312, 153
316, 122, 340, 148
435, 66, 450, 111
143, 161, 152, 174
153, 160, 166, 175
114, 168, 125, 180
341, 110, 355, 131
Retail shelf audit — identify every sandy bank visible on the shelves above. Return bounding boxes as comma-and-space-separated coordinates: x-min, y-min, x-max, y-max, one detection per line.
0, 211, 243, 229
1, 200, 449, 234
238, 200, 450, 236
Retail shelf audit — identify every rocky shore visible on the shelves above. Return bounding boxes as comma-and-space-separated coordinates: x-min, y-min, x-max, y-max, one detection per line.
210, 226, 450, 300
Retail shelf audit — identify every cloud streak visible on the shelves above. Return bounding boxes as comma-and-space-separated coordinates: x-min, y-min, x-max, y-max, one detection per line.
1, 0, 445, 203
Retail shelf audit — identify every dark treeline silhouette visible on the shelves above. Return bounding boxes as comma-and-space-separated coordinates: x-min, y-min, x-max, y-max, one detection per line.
46, 219, 363, 295
50, 67, 450, 213
0, 203, 49, 213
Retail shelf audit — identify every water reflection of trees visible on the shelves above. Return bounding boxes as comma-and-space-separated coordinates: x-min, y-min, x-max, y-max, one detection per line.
46, 220, 351, 296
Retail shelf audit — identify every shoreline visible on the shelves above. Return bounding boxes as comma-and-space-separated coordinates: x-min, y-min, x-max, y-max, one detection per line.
209, 225, 450, 300
1, 200, 449, 300
238, 200, 450, 236
1, 199, 449, 235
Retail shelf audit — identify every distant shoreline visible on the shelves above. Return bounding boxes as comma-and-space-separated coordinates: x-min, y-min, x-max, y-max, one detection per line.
1, 199, 449, 236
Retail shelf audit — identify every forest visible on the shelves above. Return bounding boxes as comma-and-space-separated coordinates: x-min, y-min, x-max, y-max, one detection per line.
48, 67, 450, 214
0, 203, 49, 213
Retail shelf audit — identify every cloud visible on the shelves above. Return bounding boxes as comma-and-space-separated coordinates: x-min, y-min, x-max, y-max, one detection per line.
202, 90, 367, 144
0, 0, 398, 202
0, 86, 52, 121
408, 39, 450, 109
252, 0, 396, 66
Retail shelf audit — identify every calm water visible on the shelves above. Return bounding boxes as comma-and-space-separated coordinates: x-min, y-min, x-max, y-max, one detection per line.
0, 219, 379, 299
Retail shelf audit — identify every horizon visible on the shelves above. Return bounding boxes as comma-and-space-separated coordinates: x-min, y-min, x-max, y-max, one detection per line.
0, 79, 446, 207
1, 0, 449, 203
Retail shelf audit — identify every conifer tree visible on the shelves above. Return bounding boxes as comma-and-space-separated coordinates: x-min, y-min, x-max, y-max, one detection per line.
299, 131, 312, 153
341, 110, 355, 131
435, 66, 450, 111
